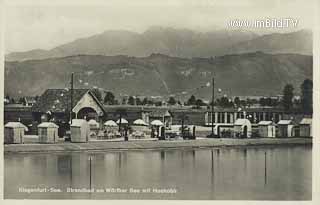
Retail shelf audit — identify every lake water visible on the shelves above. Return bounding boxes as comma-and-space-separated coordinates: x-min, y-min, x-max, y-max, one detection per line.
4, 145, 312, 200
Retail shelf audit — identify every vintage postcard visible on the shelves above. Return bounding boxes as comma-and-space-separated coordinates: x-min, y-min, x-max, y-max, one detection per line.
1, 0, 319, 203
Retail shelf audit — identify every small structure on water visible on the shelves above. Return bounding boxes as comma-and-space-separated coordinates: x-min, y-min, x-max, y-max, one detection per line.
299, 118, 312, 137
258, 121, 276, 138
38, 122, 59, 143
277, 120, 294, 137
234, 119, 252, 138
70, 119, 90, 142
4, 122, 28, 144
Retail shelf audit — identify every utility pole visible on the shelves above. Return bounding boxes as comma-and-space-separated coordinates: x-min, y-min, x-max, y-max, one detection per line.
211, 77, 215, 137
89, 155, 92, 189
70, 72, 74, 125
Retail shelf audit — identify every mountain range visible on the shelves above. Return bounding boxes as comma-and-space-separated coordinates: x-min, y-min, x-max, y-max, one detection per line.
5, 27, 312, 62
5, 52, 312, 100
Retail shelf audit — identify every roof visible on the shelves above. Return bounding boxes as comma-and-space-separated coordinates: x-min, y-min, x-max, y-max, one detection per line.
151, 120, 164, 126
116, 118, 128, 124
88, 119, 99, 125
5, 122, 28, 131
38, 122, 59, 128
133, 119, 148, 126
104, 120, 117, 126
32, 89, 104, 113
300, 118, 312, 125
71, 119, 88, 127
258, 121, 273, 125
150, 109, 171, 117
234, 119, 251, 126
278, 120, 293, 125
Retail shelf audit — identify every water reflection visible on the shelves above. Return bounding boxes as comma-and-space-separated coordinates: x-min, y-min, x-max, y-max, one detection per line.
4, 145, 312, 200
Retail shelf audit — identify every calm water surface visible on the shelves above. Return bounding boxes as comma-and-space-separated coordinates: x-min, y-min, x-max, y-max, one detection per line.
4, 145, 312, 200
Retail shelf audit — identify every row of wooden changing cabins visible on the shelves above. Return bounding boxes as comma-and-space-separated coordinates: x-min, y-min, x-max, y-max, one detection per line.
223, 118, 312, 138
4, 119, 91, 144
4, 118, 312, 144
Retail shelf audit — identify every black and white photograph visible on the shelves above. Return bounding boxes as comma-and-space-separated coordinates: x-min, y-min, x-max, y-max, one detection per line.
1, 0, 319, 202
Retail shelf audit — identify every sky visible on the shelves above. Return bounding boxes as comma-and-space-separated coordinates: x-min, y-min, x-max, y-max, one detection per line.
4, 0, 314, 54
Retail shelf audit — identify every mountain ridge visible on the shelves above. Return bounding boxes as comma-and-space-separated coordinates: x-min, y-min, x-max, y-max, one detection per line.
5, 52, 312, 100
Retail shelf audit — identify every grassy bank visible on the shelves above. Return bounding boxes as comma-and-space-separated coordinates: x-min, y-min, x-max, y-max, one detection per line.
4, 137, 312, 154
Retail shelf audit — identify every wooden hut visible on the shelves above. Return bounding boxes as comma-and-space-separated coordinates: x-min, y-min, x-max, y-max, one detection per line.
234, 119, 252, 138
277, 120, 294, 137
4, 122, 27, 144
299, 118, 312, 137
38, 122, 59, 143
70, 119, 90, 142
258, 121, 276, 138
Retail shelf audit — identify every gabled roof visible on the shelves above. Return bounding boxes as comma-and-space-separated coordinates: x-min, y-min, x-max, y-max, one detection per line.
5, 122, 28, 131
234, 119, 251, 126
277, 120, 293, 125
300, 118, 312, 125
32, 89, 104, 113
258, 121, 273, 125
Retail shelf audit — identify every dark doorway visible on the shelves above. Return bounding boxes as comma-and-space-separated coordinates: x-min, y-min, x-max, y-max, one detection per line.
243, 125, 248, 138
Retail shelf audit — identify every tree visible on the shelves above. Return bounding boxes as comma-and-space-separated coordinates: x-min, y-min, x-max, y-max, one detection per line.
10, 97, 15, 104
301, 79, 313, 114
282, 84, 294, 111
104, 91, 115, 105
142, 97, 148, 105
195, 99, 205, 108
91, 88, 102, 102
128, 96, 135, 105
136, 97, 142, 105
18, 97, 25, 104
187, 95, 196, 105
155, 101, 162, 106
121, 97, 127, 105
259, 97, 267, 107
217, 96, 232, 108
234, 97, 241, 107
168, 97, 176, 105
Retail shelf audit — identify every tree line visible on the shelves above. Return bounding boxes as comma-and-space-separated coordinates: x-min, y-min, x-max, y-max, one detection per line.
4, 79, 312, 115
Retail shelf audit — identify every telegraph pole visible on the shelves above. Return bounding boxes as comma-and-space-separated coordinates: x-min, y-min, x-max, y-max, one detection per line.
70, 72, 74, 125
211, 77, 214, 137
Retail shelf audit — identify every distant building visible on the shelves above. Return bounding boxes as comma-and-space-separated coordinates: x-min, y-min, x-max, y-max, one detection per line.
299, 118, 312, 137
277, 120, 295, 137
258, 121, 276, 138
205, 107, 284, 125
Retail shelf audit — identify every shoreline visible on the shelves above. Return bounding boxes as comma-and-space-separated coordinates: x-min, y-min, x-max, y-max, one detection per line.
4, 137, 312, 154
